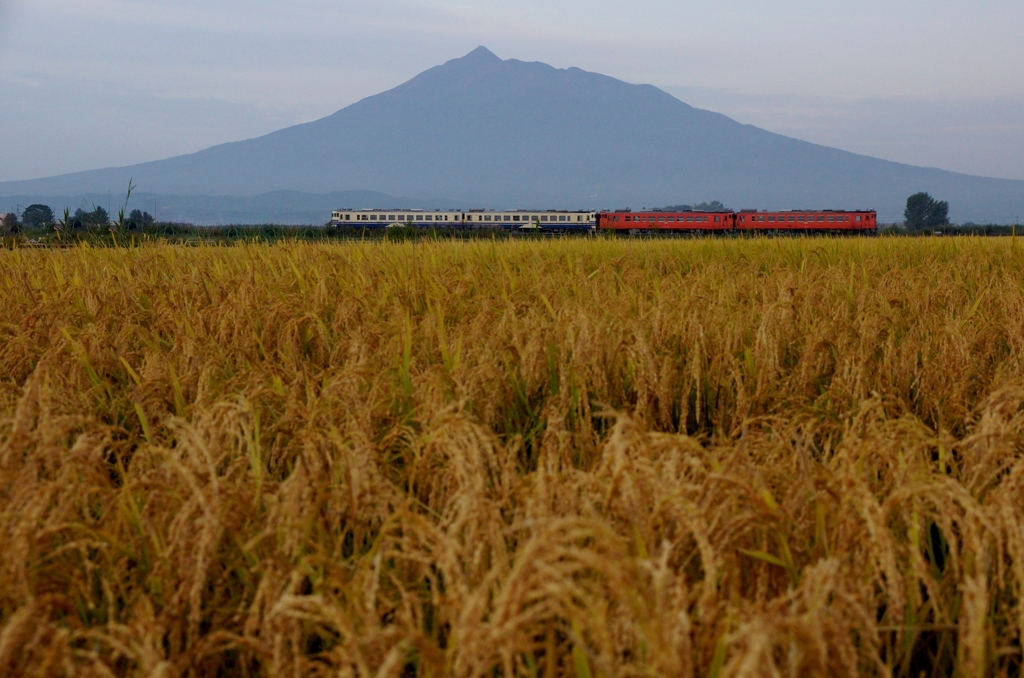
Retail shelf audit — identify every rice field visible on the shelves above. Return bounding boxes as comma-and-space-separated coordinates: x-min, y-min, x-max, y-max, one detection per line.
2, 236, 1024, 676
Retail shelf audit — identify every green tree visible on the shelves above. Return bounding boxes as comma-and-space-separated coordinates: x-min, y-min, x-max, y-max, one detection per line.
904, 192, 950, 231
91, 205, 110, 226
927, 198, 949, 228
71, 206, 110, 230
127, 209, 154, 230
21, 204, 54, 227
2, 212, 18, 234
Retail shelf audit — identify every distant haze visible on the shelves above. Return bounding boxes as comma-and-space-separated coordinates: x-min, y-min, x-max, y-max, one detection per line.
3, 47, 1022, 224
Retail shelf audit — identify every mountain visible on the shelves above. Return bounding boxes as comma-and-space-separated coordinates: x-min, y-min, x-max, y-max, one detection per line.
3, 46, 1023, 223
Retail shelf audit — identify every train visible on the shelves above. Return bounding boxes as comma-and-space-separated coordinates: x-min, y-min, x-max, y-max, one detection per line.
330, 207, 877, 234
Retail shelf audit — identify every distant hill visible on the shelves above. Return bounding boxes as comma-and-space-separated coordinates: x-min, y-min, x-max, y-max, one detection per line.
3, 46, 1023, 223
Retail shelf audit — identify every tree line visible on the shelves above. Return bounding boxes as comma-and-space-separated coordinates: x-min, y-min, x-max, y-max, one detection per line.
2, 203, 155, 233
0, 192, 987, 238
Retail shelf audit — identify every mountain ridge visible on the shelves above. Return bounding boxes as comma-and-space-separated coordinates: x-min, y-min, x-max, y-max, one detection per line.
3, 46, 1023, 223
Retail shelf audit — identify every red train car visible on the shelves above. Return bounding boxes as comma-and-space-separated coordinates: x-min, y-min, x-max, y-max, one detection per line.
598, 210, 734, 232
734, 210, 876, 233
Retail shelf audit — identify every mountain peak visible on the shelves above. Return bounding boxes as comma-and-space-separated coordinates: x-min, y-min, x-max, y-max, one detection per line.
459, 46, 501, 63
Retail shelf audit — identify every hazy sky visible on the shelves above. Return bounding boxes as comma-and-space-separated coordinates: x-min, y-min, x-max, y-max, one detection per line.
1, 0, 1022, 183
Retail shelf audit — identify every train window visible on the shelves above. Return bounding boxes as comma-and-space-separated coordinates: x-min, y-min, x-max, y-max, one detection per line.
788, 216, 795, 222
560, 216, 567, 222
768, 216, 775, 222
758, 215, 765, 222
715, 216, 720, 222
818, 216, 825, 222
541, 216, 548, 221
827, 216, 834, 222
513, 216, 520, 221
856, 216, 862, 221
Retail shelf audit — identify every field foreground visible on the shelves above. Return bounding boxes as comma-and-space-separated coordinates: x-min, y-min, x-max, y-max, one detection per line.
3, 238, 1024, 676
